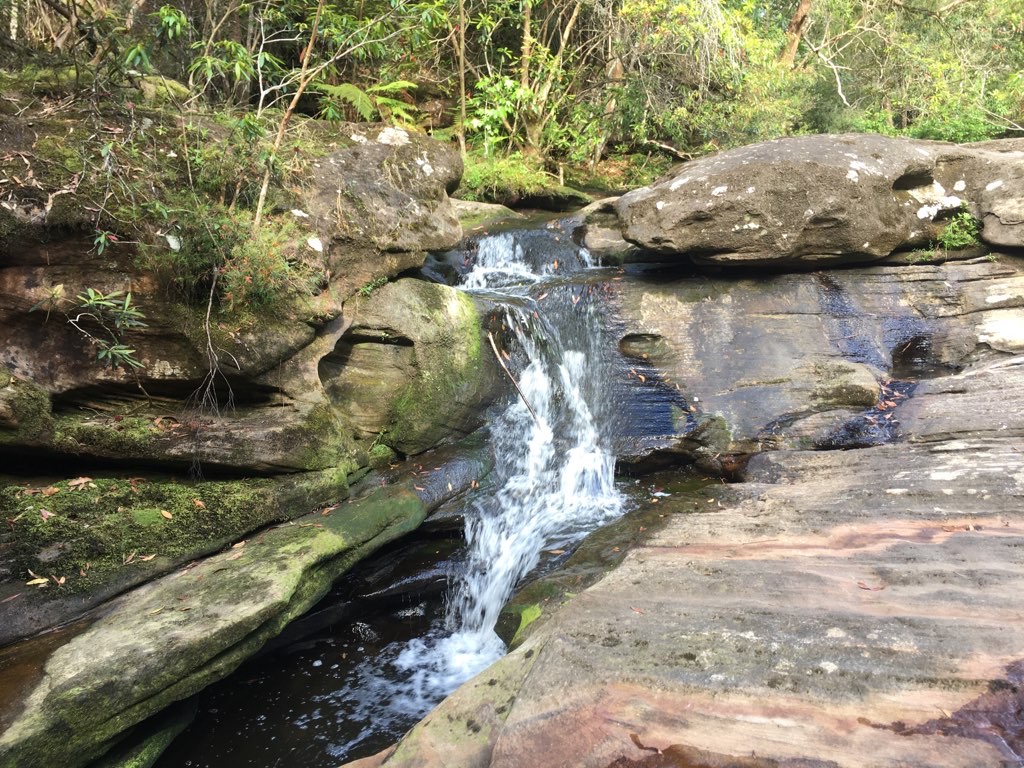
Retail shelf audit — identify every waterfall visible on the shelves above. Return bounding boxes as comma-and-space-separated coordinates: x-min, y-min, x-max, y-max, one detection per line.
324, 227, 625, 759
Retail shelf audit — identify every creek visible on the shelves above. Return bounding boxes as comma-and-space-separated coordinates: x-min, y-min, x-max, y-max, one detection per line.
156, 220, 669, 767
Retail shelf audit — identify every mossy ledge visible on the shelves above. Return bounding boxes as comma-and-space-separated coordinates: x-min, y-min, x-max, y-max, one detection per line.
0, 451, 487, 768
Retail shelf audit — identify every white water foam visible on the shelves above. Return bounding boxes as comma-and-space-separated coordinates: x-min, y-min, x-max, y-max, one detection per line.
336, 229, 623, 736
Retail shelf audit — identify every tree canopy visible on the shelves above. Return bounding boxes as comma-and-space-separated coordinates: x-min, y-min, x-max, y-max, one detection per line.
2, 0, 1021, 168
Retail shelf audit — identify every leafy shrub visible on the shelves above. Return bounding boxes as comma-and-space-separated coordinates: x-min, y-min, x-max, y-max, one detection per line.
938, 207, 982, 250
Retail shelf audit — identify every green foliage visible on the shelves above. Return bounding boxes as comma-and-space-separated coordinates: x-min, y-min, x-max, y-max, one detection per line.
315, 80, 420, 124
359, 276, 389, 297
220, 216, 326, 309
458, 153, 552, 203
466, 76, 533, 156
937, 207, 982, 250
62, 289, 148, 370
154, 6, 189, 43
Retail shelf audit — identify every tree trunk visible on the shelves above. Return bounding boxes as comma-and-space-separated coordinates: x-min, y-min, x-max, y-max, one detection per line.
457, 0, 467, 156
780, 0, 812, 66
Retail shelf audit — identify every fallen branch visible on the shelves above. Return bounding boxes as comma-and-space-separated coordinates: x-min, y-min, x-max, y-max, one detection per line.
487, 331, 541, 426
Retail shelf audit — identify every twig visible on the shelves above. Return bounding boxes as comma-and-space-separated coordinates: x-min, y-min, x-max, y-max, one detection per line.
487, 332, 541, 426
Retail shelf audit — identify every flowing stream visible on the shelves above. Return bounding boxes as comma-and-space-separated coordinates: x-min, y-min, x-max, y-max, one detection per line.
158, 223, 628, 767
383, 229, 625, 712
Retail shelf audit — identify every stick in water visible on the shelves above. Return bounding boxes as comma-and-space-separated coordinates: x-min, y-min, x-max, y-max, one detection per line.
487, 331, 541, 426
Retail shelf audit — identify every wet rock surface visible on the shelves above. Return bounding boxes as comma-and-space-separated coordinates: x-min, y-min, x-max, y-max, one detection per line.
611, 256, 1024, 472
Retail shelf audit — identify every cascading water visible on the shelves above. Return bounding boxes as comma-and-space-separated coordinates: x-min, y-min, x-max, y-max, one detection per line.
387, 231, 625, 710
156, 224, 629, 768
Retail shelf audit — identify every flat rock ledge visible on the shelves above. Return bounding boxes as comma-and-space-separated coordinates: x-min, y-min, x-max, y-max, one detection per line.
350, 361, 1024, 768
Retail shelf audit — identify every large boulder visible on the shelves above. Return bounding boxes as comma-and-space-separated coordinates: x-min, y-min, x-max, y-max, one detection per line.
615, 134, 1024, 267
610, 255, 1024, 473
320, 278, 501, 456
0, 115, 477, 475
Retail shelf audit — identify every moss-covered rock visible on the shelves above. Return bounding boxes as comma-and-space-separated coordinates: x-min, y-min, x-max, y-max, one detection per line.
321, 278, 501, 455
0, 464, 356, 645
0, 371, 54, 446
0, 453, 487, 768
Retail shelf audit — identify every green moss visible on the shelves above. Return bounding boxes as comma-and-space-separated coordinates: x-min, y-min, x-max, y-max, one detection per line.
384, 288, 491, 454
16, 65, 96, 96
368, 442, 397, 469
1, 475, 288, 595
510, 603, 542, 647
137, 76, 190, 106
53, 416, 164, 457
0, 372, 54, 445
457, 153, 551, 204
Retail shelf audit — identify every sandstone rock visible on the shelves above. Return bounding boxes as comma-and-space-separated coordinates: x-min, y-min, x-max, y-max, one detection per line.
964, 139, 1024, 249
0, 117, 479, 475
450, 198, 525, 232
612, 256, 1024, 470
321, 278, 501, 456
308, 125, 462, 256
355, 359, 1024, 768
0, 452, 488, 768
615, 134, 1024, 267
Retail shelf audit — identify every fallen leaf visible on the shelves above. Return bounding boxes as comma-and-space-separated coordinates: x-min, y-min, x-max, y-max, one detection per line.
21, 488, 40, 496
51, 575, 65, 586
42, 486, 60, 496
68, 476, 94, 489
1, 593, 22, 603
414, 485, 425, 491
160, 509, 173, 520
231, 540, 246, 548
138, 554, 157, 561
192, 499, 205, 509
123, 551, 137, 565
25, 578, 49, 586
39, 508, 53, 520
545, 549, 565, 555
630, 607, 646, 615
148, 607, 164, 615
27, 569, 42, 580
226, 551, 244, 561
447, 482, 453, 492
857, 580, 885, 591
638, 374, 646, 382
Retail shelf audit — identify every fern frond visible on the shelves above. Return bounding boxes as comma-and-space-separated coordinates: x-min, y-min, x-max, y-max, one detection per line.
313, 82, 375, 120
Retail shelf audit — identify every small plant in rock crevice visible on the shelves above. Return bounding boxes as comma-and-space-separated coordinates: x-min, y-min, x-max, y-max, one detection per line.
31, 286, 148, 370
937, 207, 982, 250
